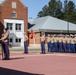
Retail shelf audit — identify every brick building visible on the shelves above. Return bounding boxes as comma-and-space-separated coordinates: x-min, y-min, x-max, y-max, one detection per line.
28, 16, 76, 46
0, 0, 28, 46
0, 0, 76, 47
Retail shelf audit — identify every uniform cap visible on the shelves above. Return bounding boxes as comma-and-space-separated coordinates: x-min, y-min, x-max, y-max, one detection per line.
62, 35, 64, 36
66, 34, 69, 36
59, 34, 62, 36
70, 34, 73, 37
51, 35, 53, 36
48, 34, 50, 37
53, 34, 56, 36
41, 32, 45, 34
74, 34, 76, 36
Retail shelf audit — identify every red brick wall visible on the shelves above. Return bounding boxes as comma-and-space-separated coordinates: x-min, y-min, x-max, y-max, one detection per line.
29, 32, 41, 44
0, 0, 28, 36
0, 6, 4, 37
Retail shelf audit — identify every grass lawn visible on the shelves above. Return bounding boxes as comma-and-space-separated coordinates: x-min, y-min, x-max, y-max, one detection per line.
0, 49, 41, 53
0, 46, 48, 53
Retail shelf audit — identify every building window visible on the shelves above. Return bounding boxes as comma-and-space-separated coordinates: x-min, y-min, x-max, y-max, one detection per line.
15, 38, 21, 43
15, 24, 21, 31
6, 23, 13, 30
12, 2, 17, 8
9, 38, 13, 43
12, 11, 17, 18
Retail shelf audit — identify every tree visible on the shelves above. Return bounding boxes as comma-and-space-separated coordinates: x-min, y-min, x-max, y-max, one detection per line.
37, 0, 62, 17
37, 11, 43, 17
64, 1, 75, 23
37, 0, 76, 24
37, 5, 49, 17
64, 0, 68, 12
55, 0, 63, 18
48, 0, 57, 17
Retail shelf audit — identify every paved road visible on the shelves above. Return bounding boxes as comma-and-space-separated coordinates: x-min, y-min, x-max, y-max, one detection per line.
0, 53, 76, 75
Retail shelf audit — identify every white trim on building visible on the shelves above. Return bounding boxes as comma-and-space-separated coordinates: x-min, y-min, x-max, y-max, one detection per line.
4, 19, 24, 46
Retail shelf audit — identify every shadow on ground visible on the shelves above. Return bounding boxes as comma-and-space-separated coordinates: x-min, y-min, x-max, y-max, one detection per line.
0, 67, 44, 75
10, 57, 25, 60
0, 57, 25, 60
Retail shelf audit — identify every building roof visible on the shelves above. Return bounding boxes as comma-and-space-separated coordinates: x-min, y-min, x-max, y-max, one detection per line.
28, 16, 49, 31
28, 18, 35, 24
28, 16, 76, 33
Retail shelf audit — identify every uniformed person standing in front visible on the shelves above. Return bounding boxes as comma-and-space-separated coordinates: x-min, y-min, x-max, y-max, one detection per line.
54, 35, 58, 52
47, 34, 51, 52
51, 35, 55, 52
50, 35, 53, 52
74, 35, 76, 52
57, 35, 59, 52
66, 35, 71, 53
58, 34, 63, 52
24, 32, 28, 54
0, 28, 10, 60
40, 32, 45, 54
62, 35, 67, 52
70, 35, 75, 53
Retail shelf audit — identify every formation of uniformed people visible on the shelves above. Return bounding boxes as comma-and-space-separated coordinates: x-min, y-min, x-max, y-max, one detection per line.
0, 28, 10, 60
46, 34, 76, 53
0, 28, 76, 60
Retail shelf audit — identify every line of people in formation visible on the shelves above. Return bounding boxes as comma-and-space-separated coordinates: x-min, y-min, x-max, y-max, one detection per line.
40, 33, 76, 54
24, 32, 76, 54
1, 28, 76, 60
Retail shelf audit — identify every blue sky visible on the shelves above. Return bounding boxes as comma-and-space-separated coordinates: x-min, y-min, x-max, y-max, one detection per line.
22, 0, 76, 18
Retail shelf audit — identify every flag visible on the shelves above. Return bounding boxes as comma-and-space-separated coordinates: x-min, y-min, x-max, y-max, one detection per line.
30, 30, 34, 39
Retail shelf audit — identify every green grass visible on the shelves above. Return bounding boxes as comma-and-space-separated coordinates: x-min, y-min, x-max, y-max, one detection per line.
0, 49, 41, 52
0, 47, 48, 52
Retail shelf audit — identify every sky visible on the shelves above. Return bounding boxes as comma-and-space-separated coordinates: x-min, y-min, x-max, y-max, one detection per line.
22, 0, 76, 18
22, 0, 50, 18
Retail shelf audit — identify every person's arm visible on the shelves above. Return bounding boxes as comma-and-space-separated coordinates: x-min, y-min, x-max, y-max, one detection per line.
26, 36, 28, 40
70, 38, 71, 43
74, 38, 75, 43
75, 38, 76, 42
1, 33, 8, 41
0, 34, 4, 41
